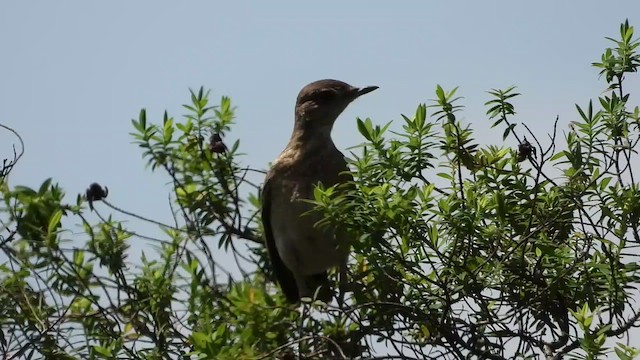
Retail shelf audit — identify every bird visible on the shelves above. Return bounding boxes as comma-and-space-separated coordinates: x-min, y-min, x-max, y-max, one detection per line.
261, 79, 378, 304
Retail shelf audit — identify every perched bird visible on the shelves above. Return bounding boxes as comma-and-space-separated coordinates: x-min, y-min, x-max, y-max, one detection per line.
262, 79, 378, 303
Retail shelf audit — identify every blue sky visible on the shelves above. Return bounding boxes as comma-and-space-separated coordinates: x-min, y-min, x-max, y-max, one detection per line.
2, 0, 640, 350
2, 1, 639, 211
2, 1, 639, 204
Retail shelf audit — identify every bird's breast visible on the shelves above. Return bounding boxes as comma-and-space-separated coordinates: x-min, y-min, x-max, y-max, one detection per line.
268, 154, 351, 275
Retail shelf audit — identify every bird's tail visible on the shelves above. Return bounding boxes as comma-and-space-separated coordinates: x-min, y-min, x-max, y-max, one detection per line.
304, 272, 333, 303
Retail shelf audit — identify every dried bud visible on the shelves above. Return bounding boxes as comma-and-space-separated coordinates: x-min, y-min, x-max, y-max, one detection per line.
209, 133, 228, 154
517, 139, 536, 162
86, 183, 109, 210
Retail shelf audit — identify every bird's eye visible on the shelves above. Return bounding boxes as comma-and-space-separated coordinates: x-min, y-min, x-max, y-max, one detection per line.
313, 89, 336, 102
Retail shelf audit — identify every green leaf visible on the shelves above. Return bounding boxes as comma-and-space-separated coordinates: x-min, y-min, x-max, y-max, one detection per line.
416, 104, 426, 128
73, 249, 85, 267
615, 347, 632, 360
357, 118, 372, 141
48, 209, 63, 235
435, 85, 445, 101
502, 123, 516, 140
92, 345, 112, 357
191, 332, 210, 348
549, 152, 566, 161
38, 178, 53, 194
139, 108, 146, 129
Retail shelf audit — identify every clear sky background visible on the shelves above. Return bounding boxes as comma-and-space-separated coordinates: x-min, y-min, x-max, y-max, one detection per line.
2, 0, 640, 352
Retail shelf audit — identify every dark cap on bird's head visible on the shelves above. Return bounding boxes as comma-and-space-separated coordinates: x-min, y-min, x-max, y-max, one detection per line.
294, 79, 378, 127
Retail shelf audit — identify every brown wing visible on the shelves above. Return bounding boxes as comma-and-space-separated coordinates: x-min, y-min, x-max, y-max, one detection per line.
261, 173, 300, 303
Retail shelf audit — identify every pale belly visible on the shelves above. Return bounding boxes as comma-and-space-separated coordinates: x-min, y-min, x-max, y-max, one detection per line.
270, 182, 349, 275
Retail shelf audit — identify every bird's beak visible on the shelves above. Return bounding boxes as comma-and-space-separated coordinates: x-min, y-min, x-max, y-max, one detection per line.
355, 85, 379, 98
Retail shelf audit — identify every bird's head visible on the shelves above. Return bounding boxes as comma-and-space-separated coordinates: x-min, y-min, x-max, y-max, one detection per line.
294, 79, 378, 131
